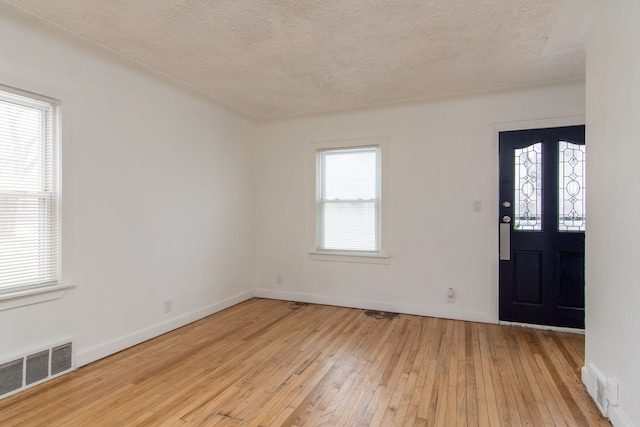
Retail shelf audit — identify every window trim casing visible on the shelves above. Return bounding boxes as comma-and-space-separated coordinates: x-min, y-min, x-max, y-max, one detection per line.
0, 83, 74, 308
309, 137, 389, 264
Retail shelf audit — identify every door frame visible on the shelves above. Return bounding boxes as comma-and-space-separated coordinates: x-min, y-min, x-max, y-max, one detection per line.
490, 116, 585, 328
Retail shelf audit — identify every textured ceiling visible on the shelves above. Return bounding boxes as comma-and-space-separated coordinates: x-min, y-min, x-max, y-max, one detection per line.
3, 0, 585, 119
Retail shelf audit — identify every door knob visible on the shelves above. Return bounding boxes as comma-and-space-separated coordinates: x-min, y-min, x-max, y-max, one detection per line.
502, 215, 511, 223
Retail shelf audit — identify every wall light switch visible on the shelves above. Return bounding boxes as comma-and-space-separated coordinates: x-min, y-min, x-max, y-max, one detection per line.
472, 200, 482, 212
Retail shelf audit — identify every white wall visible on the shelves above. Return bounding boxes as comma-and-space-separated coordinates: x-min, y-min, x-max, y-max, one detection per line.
0, 4, 255, 367
584, 1, 640, 426
254, 82, 585, 322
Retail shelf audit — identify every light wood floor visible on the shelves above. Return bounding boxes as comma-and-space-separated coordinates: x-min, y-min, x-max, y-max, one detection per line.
0, 298, 609, 426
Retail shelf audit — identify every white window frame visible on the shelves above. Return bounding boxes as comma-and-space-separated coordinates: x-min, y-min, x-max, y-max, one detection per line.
0, 83, 73, 309
309, 137, 389, 264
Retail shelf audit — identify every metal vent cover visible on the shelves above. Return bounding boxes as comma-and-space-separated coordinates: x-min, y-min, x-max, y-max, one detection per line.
596, 377, 607, 410
51, 343, 72, 375
0, 340, 74, 400
26, 350, 50, 386
0, 359, 23, 396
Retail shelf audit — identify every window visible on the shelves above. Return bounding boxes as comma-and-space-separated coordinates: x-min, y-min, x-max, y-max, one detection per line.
0, 86, 59, 294
311, 137, 388, 263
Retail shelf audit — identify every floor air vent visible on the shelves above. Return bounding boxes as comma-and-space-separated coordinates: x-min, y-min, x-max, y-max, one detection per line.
0, 359, 23, 396
51, 344, 72, 375
596, 377, 607, 410
0, 341, 73, 399
26, 350, 49, 385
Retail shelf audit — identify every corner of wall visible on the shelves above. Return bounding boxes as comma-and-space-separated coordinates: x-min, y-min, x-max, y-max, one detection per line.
582, 363, 635, 427
74, 290, 254, 367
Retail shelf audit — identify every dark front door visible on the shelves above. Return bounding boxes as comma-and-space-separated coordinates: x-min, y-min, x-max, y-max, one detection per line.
499, 125, 585, 329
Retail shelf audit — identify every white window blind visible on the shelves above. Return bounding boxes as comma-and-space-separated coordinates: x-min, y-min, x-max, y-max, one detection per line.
317, 146, 380, 252
0, 87, 59, 292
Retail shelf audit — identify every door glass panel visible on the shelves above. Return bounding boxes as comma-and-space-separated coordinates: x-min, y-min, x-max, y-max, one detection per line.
558, 141, 586, 231
514, 143, 542, 231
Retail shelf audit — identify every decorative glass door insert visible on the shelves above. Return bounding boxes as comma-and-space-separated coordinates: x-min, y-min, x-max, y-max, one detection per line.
558, 141, 586, 231
514, 142, 542, 231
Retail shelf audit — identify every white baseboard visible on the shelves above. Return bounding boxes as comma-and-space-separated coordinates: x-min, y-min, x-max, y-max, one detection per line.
582, 364, 608, 416
75, 290, 254, 367
254, 288, 496, 324
582, 363, 635, 427
609, 406, 635, 427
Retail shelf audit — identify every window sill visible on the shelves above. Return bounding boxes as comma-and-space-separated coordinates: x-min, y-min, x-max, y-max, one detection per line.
309, 251, 390, 265
0, 283, 75, 311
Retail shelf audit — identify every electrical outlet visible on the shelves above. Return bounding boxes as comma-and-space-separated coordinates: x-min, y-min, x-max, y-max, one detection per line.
276, 274, 283, 285
447, 288, 455, 302
164, 299, 172, 313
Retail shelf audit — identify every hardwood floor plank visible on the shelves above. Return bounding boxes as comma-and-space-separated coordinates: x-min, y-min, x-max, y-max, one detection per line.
432, 333, 453, 426
416, 318, 444, 421
281, 364, 343, 426
476, 323, 501, 427
550, 334, 583, 380
469, 323, 489, 427
401, 319, 435, 426
456, 321, 469, 427
367, 319, 416, 426
380, 320, 422, 426
0, 299, 609, 426
506, 327, 543, 426
464, 322, 478, 427
513, 329, 556, 427
446, 321, 462, 427
486, 324, 514, 426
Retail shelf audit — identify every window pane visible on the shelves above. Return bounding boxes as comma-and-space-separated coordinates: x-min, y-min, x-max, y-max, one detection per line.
323, 148, 377, 200
514, 142, 542, 231
0, 100, 44, 193
0, 88, 58, 291
322, 201, 377, 251
558, 141, 586, 231
0, 197, 57, 288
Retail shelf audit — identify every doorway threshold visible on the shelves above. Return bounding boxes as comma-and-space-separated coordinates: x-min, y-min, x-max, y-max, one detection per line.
499, 320, 584, 334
